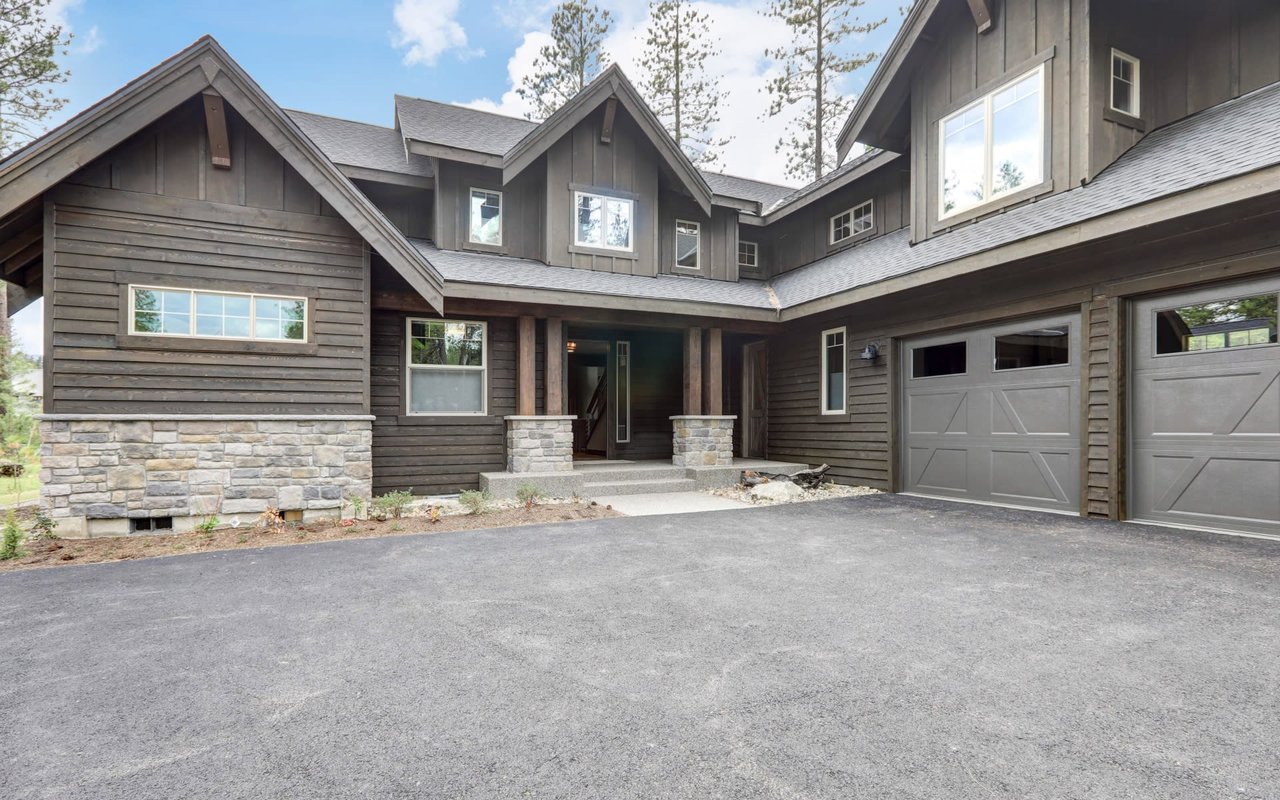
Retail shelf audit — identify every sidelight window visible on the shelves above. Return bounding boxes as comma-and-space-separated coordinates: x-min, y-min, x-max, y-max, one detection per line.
821, 327, 846, 414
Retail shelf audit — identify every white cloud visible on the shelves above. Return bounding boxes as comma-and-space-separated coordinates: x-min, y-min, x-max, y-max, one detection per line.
44, 0, 102, 54
392, 0, 476, 67
461, 31, 549, 119
76, 25, 102, 54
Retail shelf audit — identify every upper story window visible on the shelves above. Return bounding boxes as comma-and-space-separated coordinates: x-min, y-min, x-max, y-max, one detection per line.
1110, 49, 1140, 117
675, 220, 700, 269
469, 188, 502, 246
940, 64, 1045, 219
821, 327, 846, 414
407, 319, 487, 415
830, 200, 873, 245
575, 191, 633, 251
738, 240, 758, 270
130, 286, 306, 342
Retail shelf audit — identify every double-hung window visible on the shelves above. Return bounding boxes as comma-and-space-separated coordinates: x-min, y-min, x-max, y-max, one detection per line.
469, 189, 502, 246
675, 220, 700, 269
129, 286, 306, 342
831, 200, 873, 245
1110, 49, 1140, 117
820, 327, 846, 414
407, 319, 487, 415
940, 64, 1045, 218
737, 240, 758, 270
574, 191, 633, 251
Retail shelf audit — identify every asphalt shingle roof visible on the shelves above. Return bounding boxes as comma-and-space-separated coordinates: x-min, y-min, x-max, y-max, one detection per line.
411, 240, 776, 310
394, 95, 538, 156
701, 172, 797, 207
763, 148, 888, 214
771, 79, 1280, 308
286, 109, 431, 177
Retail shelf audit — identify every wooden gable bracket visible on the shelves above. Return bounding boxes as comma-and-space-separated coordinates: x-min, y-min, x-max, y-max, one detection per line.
966, 0, 994, 33
202, 90, 232, 169
600, 96, 618, 144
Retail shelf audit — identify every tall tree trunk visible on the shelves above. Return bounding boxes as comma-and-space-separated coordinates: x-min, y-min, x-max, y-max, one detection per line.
674, 2, 682, 145
814, 0, 825, 181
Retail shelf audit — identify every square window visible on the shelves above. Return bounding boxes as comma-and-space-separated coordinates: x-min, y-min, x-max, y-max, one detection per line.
574, 192, 633, 251
738, 240, 758, 269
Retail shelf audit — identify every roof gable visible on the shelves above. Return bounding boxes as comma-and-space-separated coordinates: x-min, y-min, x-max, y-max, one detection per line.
0, 36, 445, 312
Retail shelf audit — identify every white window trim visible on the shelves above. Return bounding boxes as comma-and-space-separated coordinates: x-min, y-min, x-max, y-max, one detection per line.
674, 219, 701, 270
468, 187, 503, 246
573, 190, 635, 252
404, 318, 488, 417
1109, 48, 1140, 117
127, 285, 308, 343
938, 63, 1046, 222
831, 200, 874, 245
738, 240, 758, 269
820, 326, 847, 415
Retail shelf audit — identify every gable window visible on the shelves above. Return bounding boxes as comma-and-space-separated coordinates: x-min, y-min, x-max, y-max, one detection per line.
820, 327, 846, 414
407, 319, 486, 415
738, 240, 758, 270
675, 220, 700, 269
831, 200, 873, 245
574, 191, 633, 251
1110, 49, 1140, 117
469, 189, 502, 246
940, 64, 1045, 219
130, 286, 306, 342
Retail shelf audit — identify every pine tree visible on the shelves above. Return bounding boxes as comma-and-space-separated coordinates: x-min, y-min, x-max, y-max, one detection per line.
762, 0, 886, 182
517, 1, 612, 121
0, 0, 72, 156
638, 0, 731, 168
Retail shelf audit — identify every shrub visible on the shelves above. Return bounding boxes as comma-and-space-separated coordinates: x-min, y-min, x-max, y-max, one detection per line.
0, 510, 22, 560
516, 483, 548, 510
372, 490, 414, 520
196, 516, 220, 535
458, 489, 492, 516
29, 509, 57, 541
257, 507, 285, 532
346, 494, 366, 520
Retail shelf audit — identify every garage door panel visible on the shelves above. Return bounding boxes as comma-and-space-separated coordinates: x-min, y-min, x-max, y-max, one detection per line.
1145, 368, 1278, 435
910, 446, 969, 493
996, 384, 1075, 435
1135, 453, 1280, 530
907, 391, 969, 435
990, 449, 1073, 505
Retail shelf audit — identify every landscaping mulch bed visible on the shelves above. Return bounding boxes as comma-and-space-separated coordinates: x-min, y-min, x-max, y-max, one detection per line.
0, 502, 619, 574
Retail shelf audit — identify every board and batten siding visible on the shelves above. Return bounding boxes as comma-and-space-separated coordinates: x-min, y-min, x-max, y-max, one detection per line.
657, 192, 739, 281
433, 159, 545, 261
45, 98, 370, 415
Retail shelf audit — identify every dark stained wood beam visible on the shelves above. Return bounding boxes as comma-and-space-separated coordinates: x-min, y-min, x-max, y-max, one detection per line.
966, 0, 994, 33
202, 91, 232, 169
545, 317, 564, 415
517, 315, 536, 416
600, 97, 618, 144
0, 224, 41, 265
684, 327, 702, 415
705, 327, 723, 415
3, 241, 41, 277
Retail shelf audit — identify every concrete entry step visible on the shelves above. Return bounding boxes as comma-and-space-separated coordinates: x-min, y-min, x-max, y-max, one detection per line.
480, 458, 813, 502
574, 463, 690, 482
582, 478, 698, 497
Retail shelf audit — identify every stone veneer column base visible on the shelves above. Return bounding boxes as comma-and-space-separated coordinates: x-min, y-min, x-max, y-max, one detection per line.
670, 415, 737, 467
505, 416, 575, 473
38, 415, 374, 538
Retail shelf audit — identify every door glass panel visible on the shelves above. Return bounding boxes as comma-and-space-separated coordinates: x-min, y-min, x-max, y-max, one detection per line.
994, 325, 1069, 370
616, 341, 631, 443
912, 341, 967, 378
1154, 293, 1278, 354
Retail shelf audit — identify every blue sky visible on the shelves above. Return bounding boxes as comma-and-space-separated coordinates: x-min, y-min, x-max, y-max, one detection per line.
15, 0, 905, 354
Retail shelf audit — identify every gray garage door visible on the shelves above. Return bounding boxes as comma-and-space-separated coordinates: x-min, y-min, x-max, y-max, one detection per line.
900, 314, 1081, 513
1131, 277, 1280, 538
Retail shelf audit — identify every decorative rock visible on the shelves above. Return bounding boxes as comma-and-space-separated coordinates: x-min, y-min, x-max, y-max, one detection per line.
748, 480, 806, 502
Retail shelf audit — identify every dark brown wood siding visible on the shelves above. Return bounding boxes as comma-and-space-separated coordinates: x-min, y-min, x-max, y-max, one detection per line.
46, 98, 369, 415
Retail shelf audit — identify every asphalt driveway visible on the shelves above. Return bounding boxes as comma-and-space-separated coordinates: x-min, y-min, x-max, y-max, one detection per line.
2, 495, 1278, 799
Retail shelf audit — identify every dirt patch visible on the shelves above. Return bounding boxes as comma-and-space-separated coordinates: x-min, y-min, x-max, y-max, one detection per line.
707, 482, 881, 506
0, 502, 620, 574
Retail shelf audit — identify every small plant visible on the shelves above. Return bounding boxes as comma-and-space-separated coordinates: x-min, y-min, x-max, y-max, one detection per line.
458, 489, 492, 516
257, 507, 285, 532
0, 510, 23, 560
372, 490, 414, 521
195, 516, 220, 535
29, 509, 58, 541
346, 494, 366, 520
427, 505, 443, 524
516, 483, 548, 510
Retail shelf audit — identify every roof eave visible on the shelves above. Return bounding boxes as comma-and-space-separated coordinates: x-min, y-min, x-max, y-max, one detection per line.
763, 151, 902, 223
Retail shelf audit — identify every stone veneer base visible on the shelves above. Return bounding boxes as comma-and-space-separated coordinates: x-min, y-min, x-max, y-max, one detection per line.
670, 415, 737, 467
38, 415, 373, 538
505, 416, 575, 473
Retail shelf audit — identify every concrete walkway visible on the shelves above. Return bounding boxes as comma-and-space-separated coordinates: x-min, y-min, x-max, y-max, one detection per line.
594, 490, 750, 515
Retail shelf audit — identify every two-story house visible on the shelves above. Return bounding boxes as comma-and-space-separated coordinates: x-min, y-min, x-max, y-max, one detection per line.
1, 0, 1277, 540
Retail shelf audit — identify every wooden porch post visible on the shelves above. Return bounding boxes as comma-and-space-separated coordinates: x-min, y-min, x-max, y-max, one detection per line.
706, 328, 723, 415
517, 315, 536, 416
684, 327, 702, 415
545, 317, 564, 415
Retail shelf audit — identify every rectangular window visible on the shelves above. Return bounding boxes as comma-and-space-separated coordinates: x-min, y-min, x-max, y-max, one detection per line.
821, 327, 846, 414
616, 340, 631, 443
1110, 49, 1140, 117
469, 188, 502, 246
830, 200, 873, 244
675, 220, 700, 269
738, 240, 758, 269
912, 341, 967, 378
1155, 293, 1278, 355
940, 64, 1045, 218
407, 319, 487, 415
130, 286, 305, 342
574, 191, 633, 251
994, 325, 1070, 371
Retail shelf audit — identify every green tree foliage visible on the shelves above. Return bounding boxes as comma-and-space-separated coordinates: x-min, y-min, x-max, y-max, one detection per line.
762, 0, 886, 182
517, 1, 612, 121
0, 509, 21, 560
638, 0, 731, 168
0, 0, 72, 156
